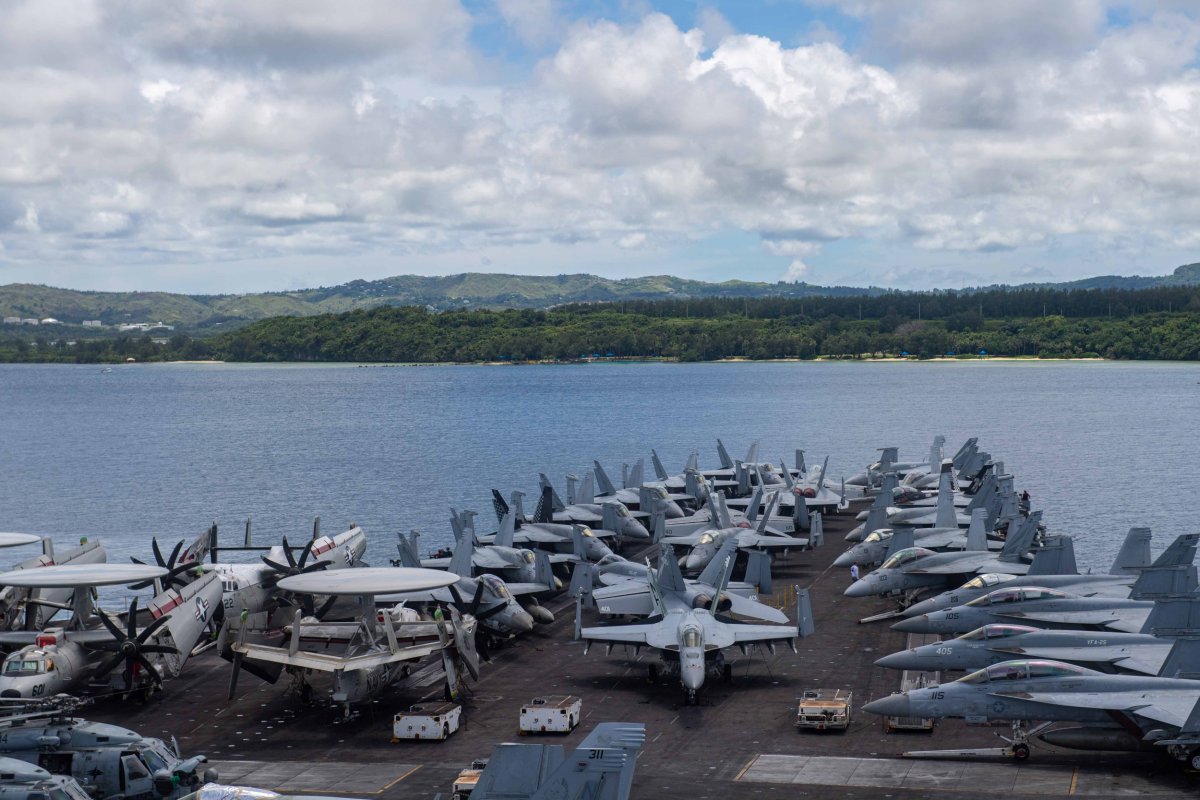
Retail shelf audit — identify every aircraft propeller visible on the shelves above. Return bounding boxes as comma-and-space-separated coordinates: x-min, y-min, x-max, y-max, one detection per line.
87, 597, 178, 691
261, 537, 329, 586
129, 538, 195, 590
445, 581, 507, 661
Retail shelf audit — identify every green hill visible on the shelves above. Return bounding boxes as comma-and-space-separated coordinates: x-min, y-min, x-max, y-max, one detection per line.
2, 264, 1198, 331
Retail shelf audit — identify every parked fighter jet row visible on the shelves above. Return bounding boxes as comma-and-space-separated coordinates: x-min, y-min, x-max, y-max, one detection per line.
838, 437, 1200, 770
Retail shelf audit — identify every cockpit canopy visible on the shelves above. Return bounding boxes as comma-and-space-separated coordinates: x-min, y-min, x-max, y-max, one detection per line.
596, 554, 624, 567
480, 574, 510, 599
520, 550, 535, 564
959, 660, 1087, 684
681, 626, 702, 649
958, 624, 1040, 641
966, 587, 1069, 607
959, 573, 1017, 591
863, 529, 894, 544
879, 547, 935, 570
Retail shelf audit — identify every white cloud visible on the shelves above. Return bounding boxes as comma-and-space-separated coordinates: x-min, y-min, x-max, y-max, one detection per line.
1, 2, 1199, 291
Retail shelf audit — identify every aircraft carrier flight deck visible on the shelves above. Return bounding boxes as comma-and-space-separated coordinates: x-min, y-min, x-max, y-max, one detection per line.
75, 504, 1194, 800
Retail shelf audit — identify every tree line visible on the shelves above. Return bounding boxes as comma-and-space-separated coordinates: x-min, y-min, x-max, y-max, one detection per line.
3, 284, 1200, 363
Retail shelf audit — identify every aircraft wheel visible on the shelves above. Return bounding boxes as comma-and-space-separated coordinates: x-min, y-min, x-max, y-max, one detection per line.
443, 724, 450, 739
722, 664, 733, 683
1191, 752, 1200, 771
1011, 744, 1030, 761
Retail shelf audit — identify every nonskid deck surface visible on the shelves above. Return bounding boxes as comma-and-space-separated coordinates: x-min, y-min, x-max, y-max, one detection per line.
84, 509, 1194, 799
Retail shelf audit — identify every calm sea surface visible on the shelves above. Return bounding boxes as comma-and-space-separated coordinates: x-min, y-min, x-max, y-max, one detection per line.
1, 361, 1197, 572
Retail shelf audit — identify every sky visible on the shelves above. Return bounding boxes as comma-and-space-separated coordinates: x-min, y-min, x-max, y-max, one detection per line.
1, 1, 1199, 293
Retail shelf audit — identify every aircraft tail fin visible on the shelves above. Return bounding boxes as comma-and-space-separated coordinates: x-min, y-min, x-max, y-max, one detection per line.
496, 511, 517, 549
1027, 535, 1078, 576
717, 439, 734, 469
651, 449, 670, 481
394, 531, 422, 568
579, 471, 596, 505
469, 722, 646, 800
793, 490, 811, 532
743, 487, 764, 523
998, 510, 1041, 562
568, 561, 594, 607
651, 507, 667, 543
699, 538, 739, 587
628, 458, 644, 489
778, 461, 795, 490
883, 528, 914, 559
964, 508, 987, 551
744, 550, 772, 594
862, 503, 888, 538
951, 437, 977, 469
757, 493, 779, 534
156, 570, 223, 677
492, 490, 510, 525
1130, 565, 1198, 600
735, 461, 751, 496
796, 588, 815, 638
511, 491, 527, 524
933, 461, 956, 529
1158, 637, 1200, 679
656, 542, 687, 592
927, 435, 945, 469
533, 486, 555, 524
684, 470, 702, 499
879, 472, 899, 496
1109, 527, 1153, 575
447, 530, 475, 578
593, 460, 617, 496
1149, 532, 1200, 569
878, 447, 899, 470
745, 439, 759, 465
685, 451, 699, 472
715, 492, 734, 530
1141, 594, 1200, 637
449, 509, 464, 543
965, 472, 996, 511
539, 474, 566, 511
818, 455, 830, 488
795, 449, 806, 475
533, 549, 555, 591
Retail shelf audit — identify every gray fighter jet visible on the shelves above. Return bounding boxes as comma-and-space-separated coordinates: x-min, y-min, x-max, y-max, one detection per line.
844, 509, 1041, 599
876, 593, 1200, 675
863, 639, 1200, 767
481, 489, 619, 562
540, 474, 651, 540
592, 460, 686, 518
901, 530, 1198, 617
846, 436, 950, 487
577, 544, 810, 703
662, 492, 808, 572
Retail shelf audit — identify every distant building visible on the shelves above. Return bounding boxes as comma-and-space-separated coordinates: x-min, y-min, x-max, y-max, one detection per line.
82, 320, 103, 328
21, 318, 39, 325
40, 317, 61, 325
2, 317, 18, 325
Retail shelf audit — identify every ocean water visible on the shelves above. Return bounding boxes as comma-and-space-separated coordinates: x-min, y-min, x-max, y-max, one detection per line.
0, 360, 1197, 572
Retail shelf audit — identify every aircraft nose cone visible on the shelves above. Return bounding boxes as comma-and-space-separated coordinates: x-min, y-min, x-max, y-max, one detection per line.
512, 609, 535, 634
844, 528, 864, 543
664, 501, 685, 519
843, 578, 874, 598
864, 693, 911, 718
903, 598, 938, 617
874, 651, 915, 670
685, 552, 708, 572
832, 550, 856, 568
625, 521, 650, 540
891, 615, 931, 634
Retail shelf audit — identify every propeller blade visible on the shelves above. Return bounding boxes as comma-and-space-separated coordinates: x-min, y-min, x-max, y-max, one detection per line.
135, 613, 172, 644
261, 558, 292, 575
152, 539, 165, 569
95, 608, 125, 642
315, 595, 337, 620
126, 597, 139, 640
301, 560, 329, 574
166, 540, 184, 570
297, 542, 311, 570
281, 537, 297, 569
95, 651, 127, 679
84, 640, 122, 652
447, 583, 466, 610
475, 604, 506, 621
470, 582, 485, 614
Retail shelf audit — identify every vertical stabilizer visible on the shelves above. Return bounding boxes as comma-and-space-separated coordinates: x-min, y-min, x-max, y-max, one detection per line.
1151, 532, 1200, 569
951, 437, 978, 468
744, 550, 772, 594
1131, 565, 1197, 600
745, 440, 760, 465
735, 461, 751, 495
715, 492, 734, 530
756, 493, 779, 534
578, 471, 596, 505
533, 486, 555, 524
927, 435, 946, 469
1027, 535, 1078, 576
394, 531, 421, 568
717, 439, 734, 470
933, 460, 957, 529
1110, 527, 1153, 575
593, 461, 617, 496
1158, 637, 1200, 679
796, 588, 815, 638
795, 449, 806, 475
539, 474, 565, 511
492, 489, 511, 525
656, 544, 687, 593
998, 510, 1041, 562
447, 531, 475, 578
495, 511, 517, 549
964, 508, 987, 551
651, 449, 670, 481
628, 458, 644, 489
878, 447, 899, 470
743, 487, 765, 523
698, 538, 739, 589
1142, 595, 1200, 637
651, 507, 667, 543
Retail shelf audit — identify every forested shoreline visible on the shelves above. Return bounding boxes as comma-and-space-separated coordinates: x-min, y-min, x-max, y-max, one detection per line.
4, 286, 1200, 364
